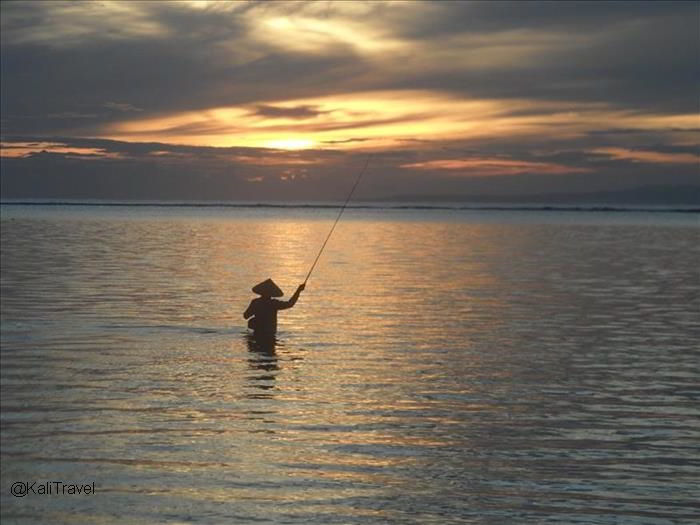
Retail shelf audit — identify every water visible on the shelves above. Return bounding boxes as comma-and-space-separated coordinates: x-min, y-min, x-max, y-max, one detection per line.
1, 204, 699, 524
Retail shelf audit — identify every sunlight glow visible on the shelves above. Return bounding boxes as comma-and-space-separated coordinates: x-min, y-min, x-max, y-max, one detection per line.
263, 138, 316, 150
258, 15, 405, 55
101, 90, 700, 155
103, 90, 553, 149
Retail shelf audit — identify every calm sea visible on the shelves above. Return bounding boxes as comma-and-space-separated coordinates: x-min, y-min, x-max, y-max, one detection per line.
1, 204, 699, 524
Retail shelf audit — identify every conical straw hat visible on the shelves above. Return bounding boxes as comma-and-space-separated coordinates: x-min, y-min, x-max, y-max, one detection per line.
252, 278, 283, 297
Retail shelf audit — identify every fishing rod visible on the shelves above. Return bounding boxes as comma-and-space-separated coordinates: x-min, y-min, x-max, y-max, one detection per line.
303, 154, 372, 285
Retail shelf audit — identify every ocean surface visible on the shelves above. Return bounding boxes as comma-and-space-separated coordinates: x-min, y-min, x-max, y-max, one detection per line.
1, 204, 699, 524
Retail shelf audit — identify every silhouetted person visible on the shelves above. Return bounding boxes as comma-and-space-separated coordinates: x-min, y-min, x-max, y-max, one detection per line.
244, 278, 304, 337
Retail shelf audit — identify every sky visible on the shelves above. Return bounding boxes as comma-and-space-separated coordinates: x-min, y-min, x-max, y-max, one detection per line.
1, 0, 698, 202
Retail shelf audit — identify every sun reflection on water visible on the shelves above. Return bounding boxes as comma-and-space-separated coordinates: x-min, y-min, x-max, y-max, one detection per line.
2, 207, 698, 523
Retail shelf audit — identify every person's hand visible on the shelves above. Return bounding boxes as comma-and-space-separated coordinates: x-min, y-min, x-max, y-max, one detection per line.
298, 283, 306, 292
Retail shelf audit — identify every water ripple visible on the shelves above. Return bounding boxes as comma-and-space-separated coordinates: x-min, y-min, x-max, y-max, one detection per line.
2, 206, 699, 524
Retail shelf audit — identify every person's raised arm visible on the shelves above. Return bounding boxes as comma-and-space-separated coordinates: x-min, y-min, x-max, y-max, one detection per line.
277, 283, 305, 310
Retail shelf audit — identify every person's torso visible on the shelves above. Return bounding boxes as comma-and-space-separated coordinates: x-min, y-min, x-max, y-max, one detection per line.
251, 298, 281, 332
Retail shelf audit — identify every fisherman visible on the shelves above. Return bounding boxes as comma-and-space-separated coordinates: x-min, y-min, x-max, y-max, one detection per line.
244, 279, 305, 337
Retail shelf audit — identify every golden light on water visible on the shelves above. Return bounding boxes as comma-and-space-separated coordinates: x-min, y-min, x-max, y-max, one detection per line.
3, 192, 699, 523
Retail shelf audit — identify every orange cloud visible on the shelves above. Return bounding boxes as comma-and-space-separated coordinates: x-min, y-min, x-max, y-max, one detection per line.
592, 147, 700, 164
0, 141, 122, 159
231, 154, 321, 166
401, 157, 591, 176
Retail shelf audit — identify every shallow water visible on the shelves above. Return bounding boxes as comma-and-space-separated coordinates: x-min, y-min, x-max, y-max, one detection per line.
1, 205, 699, 524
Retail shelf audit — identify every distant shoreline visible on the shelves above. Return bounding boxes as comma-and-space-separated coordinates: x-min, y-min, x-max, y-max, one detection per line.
1, 201, 698, 213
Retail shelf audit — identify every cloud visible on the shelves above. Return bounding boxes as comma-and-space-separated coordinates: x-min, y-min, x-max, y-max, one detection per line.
321, 138, 370, 145
103, 102, 144, 113
0, 140, 123, 159
401, 157, 591, 177
1, 1, 698, 201
92, 88, 697, 154
0, 1, 171, 47
251, 104, 328, 119
2, 135, 698, 202
3, 0, 697, 137
47, 112, 100, 119
590, 147, 700, 165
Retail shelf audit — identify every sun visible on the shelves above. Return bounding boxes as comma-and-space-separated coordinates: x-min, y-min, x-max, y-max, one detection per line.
264, 138, 316, 150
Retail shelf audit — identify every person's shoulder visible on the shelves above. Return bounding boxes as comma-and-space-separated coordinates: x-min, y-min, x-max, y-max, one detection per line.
250, 297, 265, 306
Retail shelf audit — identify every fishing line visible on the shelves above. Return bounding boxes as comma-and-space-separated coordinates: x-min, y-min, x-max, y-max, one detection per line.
303, 154, 372, 285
